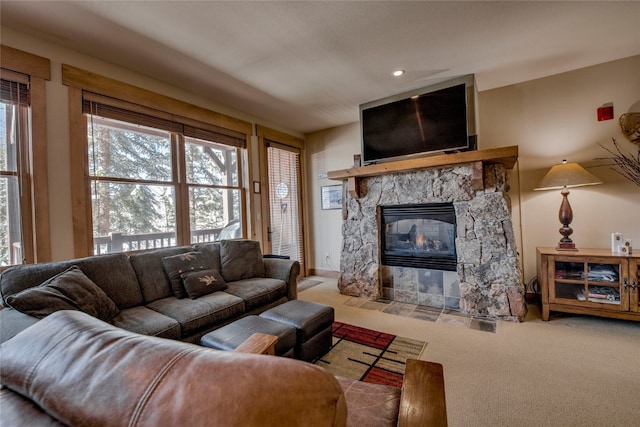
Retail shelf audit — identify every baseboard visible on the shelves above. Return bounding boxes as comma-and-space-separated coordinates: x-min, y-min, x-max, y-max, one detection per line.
308, 269, 340, 279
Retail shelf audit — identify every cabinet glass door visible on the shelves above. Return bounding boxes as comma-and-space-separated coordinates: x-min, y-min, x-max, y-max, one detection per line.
551, 258, 628, 311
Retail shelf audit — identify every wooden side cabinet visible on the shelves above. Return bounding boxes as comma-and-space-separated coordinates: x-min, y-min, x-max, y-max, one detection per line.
537, 248, 640, 321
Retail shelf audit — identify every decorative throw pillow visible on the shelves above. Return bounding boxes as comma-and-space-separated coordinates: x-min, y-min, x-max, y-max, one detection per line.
162, 251, 208, 298
220, 239, 266, 282
5, 265, 120, 321
180, 269, 226, 299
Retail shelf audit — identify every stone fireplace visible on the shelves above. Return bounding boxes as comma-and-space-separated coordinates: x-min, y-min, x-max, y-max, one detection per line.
328, 147, 526, 321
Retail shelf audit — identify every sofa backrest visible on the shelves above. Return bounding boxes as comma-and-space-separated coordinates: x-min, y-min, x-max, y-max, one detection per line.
192, 242, 222, 271
128, 246, 192, 303
0, 253, 143, 309
0, 311, 348, 427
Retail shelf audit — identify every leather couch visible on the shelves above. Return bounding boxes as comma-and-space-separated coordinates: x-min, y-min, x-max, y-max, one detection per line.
0, 239, 299, 345
0, 311, 447, 427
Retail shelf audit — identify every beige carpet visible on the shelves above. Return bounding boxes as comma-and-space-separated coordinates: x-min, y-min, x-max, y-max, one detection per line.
297, 277, 323, 292
299, 277, 640, 427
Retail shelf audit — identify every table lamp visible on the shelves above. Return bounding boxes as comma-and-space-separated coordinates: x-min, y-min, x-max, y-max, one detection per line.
534, 160, 603, 251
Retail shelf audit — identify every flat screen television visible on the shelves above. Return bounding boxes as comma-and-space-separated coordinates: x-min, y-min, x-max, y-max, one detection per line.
360, 75, 475, 165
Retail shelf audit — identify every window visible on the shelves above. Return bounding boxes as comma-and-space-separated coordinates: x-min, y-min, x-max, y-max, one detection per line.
63, 65, 252, 257
0, 76, 30, 266
87, 108, 243, 255
0, 46, 50, 267
185, 137, 241, 242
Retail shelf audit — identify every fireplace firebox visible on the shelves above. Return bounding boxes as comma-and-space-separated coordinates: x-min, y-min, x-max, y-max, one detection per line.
379, 203, 456, 271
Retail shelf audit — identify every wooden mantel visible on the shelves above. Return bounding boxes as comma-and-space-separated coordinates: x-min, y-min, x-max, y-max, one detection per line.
328, 145, 518, 198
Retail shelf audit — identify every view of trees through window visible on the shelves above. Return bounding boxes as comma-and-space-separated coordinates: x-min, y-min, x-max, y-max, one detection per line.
88, 116, 241, 254
0, 101, 26, 266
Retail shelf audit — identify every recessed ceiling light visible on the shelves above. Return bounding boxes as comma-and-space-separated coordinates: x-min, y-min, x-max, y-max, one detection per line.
392, 70, 405, 77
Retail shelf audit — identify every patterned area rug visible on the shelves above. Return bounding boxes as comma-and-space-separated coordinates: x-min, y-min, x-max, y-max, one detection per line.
314, 322, 426, 388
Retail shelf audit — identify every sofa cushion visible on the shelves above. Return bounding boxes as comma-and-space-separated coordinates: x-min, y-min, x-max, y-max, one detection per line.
220, 239, 265, 282
181, 269, 226, 299
5, 266, 119, 321
224, 278, 287, 310
129, 246, 192, 303
110, 306, 181, 340
146, 292, 244, 336
162, 251, 210, 299
0, 307, 40, 344
0, 253, 143, 309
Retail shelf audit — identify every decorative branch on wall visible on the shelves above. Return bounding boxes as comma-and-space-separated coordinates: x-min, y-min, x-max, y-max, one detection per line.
597, 138, 640, 187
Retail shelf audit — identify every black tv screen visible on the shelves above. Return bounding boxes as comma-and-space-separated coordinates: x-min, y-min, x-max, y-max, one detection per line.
361, 81, 470, 165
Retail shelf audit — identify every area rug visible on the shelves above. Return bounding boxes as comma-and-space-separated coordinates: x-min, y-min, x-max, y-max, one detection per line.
314, 322, 426, 388
297, 278, 323, 292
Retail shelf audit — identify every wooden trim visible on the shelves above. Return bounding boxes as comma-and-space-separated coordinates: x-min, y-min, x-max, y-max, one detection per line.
471, 161, 484, 190
258, 135, 271, 249
398, 359, 448, 427
68, 87, 92, 258
330, 146, 518, 198
256, 125, 304, 149
1, 46, 51, 264
30, 76, 51, 262
328, 146, 518, 180
62, 64, 252, 137
1, 45, 51, 80
233, 333, 278, 355
174, 134, 190, 245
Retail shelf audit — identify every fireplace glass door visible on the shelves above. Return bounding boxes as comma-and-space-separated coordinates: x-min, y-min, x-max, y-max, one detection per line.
380, 203, 456, 271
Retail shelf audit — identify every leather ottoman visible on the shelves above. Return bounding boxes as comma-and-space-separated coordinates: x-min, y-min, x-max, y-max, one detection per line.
200, 315, 296, 357
260, 300, 334, 362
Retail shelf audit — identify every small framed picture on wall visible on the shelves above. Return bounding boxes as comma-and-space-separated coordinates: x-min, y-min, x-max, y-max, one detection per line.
321, 185, 342, 210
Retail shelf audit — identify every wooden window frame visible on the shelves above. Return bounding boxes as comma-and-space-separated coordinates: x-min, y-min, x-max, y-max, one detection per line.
0, 45, 51, 266
63, 65, 253, 257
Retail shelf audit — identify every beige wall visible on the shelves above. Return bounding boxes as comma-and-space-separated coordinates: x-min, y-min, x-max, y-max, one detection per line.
4, 26, 639, 280
306, 56, 640, 285
2, 27, 302, 260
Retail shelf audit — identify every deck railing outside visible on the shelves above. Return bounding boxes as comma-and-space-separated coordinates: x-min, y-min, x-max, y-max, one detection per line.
94, 228, 222, 254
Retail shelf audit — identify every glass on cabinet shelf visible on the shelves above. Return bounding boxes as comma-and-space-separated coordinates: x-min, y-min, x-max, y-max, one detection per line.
584, 263, 620, 283
580, 285, 621, 305
554, 262, 583, 281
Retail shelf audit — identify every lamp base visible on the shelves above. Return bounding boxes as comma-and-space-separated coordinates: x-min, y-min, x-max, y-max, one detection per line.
556, 242, 578, 251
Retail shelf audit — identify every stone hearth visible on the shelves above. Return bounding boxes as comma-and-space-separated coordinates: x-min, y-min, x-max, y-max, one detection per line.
329, 148, 525, 322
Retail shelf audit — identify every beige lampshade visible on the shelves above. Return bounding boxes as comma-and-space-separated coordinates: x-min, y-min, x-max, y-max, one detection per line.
534, 161, 603, 190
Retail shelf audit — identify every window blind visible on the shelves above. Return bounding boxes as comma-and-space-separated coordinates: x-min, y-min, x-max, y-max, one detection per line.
267, 144, 303, 263
1, 75, 29, 106
82, 92, 247, 148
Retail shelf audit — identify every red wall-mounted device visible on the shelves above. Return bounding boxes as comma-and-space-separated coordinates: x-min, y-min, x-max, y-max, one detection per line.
597, 103, 614, 121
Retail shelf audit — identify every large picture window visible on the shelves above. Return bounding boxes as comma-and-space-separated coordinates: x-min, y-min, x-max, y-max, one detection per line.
86, 109, 243, 254
64, 65, 252, 257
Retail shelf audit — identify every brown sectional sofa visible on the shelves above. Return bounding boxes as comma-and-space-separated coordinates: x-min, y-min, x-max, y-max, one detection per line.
0, 310, 448, 426
0, 239, 300, 345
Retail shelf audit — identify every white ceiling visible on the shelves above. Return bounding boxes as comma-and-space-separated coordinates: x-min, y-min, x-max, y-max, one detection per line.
2, 1, 639, 134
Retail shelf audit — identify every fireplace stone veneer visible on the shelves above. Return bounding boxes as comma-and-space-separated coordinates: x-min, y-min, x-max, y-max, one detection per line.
334, 157, 525, 322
